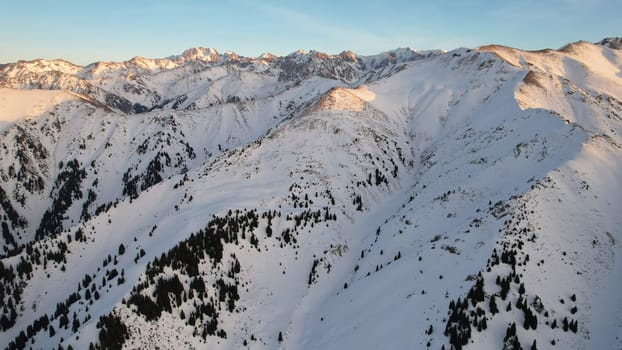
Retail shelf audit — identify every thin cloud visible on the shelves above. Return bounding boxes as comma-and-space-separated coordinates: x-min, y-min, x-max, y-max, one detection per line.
240, 0, 390, 51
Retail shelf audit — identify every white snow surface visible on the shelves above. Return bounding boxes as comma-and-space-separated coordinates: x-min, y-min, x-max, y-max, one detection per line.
0, 88, 81, 130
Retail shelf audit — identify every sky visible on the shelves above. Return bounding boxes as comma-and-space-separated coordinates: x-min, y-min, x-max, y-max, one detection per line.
0, 0, 620, 65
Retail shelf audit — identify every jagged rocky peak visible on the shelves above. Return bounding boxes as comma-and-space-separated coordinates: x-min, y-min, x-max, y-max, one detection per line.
285, 49, 310, 61
284, 49, 358, 63
223, 51, 240, 62
359, 47, 439, 70
338, 50, 358, 62
258, 52, 277, 61
310, 50, 331, 60
597, 37, 622, 50
177, 47, 222, 62
385, 47, 419, 59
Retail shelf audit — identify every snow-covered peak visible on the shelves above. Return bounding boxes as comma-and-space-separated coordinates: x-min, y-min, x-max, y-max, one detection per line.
0, 58, 82, 78
285, 49, 310, 60
478, 41, 622, 94
223, 51, 242, 63
558, 40, 598, 54
312, 87, 366, 111
338, 50, 358, 62
596, 37, 622, 50
283, 49, 346, 64
80, 60, 130, 77
126, 56, 178, 71
258, 52, 277, 62
359, 47, 442, 69
177, 47, 221, 63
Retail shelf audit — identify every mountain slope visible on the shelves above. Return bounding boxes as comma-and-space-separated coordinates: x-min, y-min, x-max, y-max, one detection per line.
0, 39, 620, 350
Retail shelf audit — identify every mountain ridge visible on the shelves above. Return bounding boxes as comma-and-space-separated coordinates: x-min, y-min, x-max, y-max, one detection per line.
0, 46, 441, 116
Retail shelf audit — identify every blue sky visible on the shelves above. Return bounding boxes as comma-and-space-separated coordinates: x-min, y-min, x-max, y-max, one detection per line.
1, 0, 619, 64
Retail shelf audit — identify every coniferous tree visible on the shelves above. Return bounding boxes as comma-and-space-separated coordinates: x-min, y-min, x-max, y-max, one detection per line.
265, 224, 272, 238
503, 323, 523, 350
72, 317, 80, 332
569, 319, 578, 333
490, 295, 499, 314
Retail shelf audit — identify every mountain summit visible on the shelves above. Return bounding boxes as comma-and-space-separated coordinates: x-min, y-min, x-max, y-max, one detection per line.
596, 36, 622, 49
0, 39, 621, 350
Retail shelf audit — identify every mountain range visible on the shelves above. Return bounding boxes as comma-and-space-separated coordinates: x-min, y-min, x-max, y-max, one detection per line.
0, 38, 621, 350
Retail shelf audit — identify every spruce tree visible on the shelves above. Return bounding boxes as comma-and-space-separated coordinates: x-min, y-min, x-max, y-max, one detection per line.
490, 295, 499, 314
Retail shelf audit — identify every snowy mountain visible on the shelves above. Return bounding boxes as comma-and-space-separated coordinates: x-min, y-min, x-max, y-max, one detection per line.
0, 39, 620, 350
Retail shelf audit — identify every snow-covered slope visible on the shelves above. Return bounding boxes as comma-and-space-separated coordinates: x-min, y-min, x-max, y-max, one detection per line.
0, 39, 620, 350
0, 88, 84, 131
